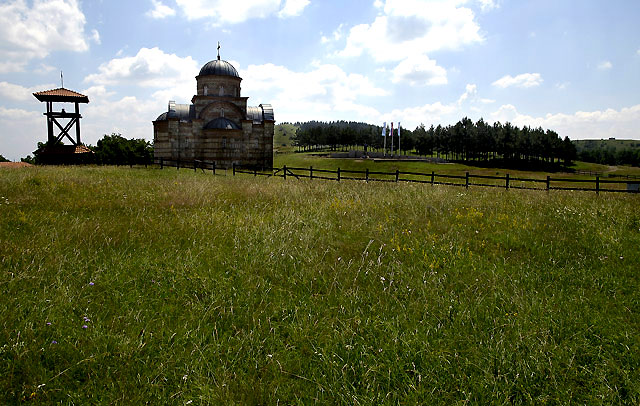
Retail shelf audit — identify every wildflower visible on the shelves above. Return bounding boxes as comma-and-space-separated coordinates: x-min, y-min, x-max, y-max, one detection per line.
82, 325, 88, 329
89, 282, 94, 286
83, 317, 90, 322
46, 322, 51, 326
51, 340, 57, 344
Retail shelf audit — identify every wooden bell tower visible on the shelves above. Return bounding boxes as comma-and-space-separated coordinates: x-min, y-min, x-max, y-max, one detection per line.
33, 87, 92, 163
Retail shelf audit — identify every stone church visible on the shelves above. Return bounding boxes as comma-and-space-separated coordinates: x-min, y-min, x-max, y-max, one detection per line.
153, 52, 274, 168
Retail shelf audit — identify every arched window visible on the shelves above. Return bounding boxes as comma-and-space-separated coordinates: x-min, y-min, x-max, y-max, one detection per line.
219, 85, 224, 96
203, 85, 208, 95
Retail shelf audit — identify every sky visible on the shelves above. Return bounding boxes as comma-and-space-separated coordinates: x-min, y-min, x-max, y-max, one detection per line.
0, 0, 639, 161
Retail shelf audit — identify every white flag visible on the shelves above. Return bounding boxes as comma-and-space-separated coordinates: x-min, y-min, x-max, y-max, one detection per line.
398, 122, 401, 137
382, 122, 387, 137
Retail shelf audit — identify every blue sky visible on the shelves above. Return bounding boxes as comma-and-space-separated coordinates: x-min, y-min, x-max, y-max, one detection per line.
0, 0, 639, 160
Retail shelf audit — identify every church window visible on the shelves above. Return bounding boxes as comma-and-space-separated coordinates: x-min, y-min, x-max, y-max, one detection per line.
203, 85, 208, 95
219, 85, 224, 96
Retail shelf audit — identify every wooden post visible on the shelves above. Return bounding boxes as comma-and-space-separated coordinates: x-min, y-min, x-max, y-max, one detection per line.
546, 176, 550, 191
194, 160, 197, 172
75, 102, 81, 145
431, 171, 435, 185
177, 159, 180, 170
160, 157, 163, 169
337, 167, 341, 182
254, 167, 257, 177
366, 168, 369, 183
396, 169, 400, 183
596, 176, 600, 195
213, 161, 216, 175
465, 172, 469, 189
310, 166, 313, 180
232, 163, 236, 176
283, 165, 287, 180
506, 174, 510, 190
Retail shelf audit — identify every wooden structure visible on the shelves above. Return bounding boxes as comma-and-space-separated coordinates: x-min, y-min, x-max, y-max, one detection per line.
33, 88, 92, 163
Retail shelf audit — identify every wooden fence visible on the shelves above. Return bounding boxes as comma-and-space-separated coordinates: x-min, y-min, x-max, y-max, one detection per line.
154, 158, 640, 194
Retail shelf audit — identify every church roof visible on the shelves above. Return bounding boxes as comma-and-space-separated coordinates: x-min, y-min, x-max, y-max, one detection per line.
33, 88, 89, 103
204, 117, 241, 130
199, 59, 240, 78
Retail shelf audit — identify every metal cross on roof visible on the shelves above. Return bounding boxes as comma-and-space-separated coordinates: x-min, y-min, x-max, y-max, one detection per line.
217, 41, 221, 60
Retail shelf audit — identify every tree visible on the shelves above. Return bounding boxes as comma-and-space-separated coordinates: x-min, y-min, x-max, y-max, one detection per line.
91, 133, 153, 165
0, 154, 9, 162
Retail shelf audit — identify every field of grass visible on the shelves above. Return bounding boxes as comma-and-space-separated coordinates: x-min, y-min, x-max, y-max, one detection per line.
1, 166, 639, 404
574, 139, 640, 154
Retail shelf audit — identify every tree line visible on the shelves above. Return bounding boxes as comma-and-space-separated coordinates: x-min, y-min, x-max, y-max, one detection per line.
22, 133, 153, 165
577, 147, 640, 167
293, 118, 577, 166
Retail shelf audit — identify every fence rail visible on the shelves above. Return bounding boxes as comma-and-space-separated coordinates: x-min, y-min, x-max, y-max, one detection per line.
153, 158, 640, 194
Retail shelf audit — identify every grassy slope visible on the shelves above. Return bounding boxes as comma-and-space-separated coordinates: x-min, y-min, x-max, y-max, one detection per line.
574, 139, 640, 154
275, 151, 640, 181
274, 123, 298, 154
1, 166, 639, 404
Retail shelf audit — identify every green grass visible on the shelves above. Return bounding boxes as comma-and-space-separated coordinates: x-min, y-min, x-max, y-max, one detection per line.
274, 123, 299, 154
1, 166, 639, 404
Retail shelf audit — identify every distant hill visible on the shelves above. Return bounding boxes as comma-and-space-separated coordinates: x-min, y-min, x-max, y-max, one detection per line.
574, 139, 640, 167
574, 139, 639, 153
274, 123, 299, 152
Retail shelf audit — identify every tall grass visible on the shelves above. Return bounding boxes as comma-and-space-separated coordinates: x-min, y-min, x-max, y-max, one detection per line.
1, 166, 639, 404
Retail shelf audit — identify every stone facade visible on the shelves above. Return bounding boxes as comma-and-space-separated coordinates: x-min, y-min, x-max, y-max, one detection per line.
153, 57, 274, 168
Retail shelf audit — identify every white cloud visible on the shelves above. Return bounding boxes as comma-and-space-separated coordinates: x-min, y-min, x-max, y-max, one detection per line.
147, 0, 176, 19
173, 0, 306, 24
0, 107, 43, 160
391, 54, 447, 86
84, 48, 198, 98
0, 0, 90, 73
91, 29, 101, 45
278, 0, 310, 18
477, 0, 498, 11
490, 104, 640, 140
337, 0, 484, 62
492, 73, 543, 89
0, 81, 57, 102
457, 83, 477, 104
239, 62, 387, 123
637, 49, 640, 56
597, 60, 612, 70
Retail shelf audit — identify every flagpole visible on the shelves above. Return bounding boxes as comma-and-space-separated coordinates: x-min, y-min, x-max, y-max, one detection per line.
382, 122, 387, 157
398, 122, 401, 156
390, 122, 394, 157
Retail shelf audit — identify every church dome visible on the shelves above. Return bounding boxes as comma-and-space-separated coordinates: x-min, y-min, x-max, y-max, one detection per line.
204, 117, 241, 130
199, 59, 240, 78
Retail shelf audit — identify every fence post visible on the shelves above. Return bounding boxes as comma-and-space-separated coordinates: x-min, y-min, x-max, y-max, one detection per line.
232, 163, 236, 176
366, 168, 369, 183
310, 166, 313, 180
213, 161, 216, 175
160, 158, 163, 169
506, 173, 510, 190
396, 169, 400, 183
194, 160, 197, 172
465, 172, 469, 189
254, 167, 257, 177
596, 176, 600, 195
431, 171, 435, 185
177, 159, 180, 170
337, 167, 341, 182
283, 165, 287, 180
546, 176, 550, 191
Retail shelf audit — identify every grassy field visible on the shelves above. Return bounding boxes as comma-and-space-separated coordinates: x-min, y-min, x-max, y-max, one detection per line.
1, 166, 639, 404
